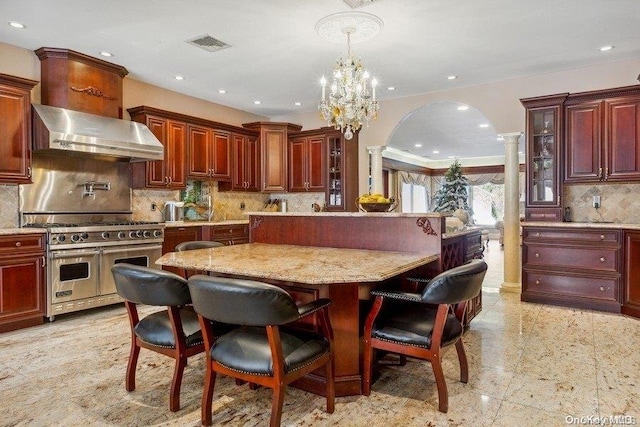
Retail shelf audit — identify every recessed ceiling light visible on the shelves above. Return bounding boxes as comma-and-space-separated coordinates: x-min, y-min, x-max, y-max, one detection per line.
457, 105, 469, 111
9, 21, 25, 29
432, 150, 440, 154
99, 51, 113, 57
479, 123, 489, 128
387, 86, 395, 91
294, 102, 302, 106
448, 156, 455, 159
253, 100, 261, 105
497, 136, 505, 141
447, 75, 457, 80
218, 89, 227, 94
174, 75, 184, 81
414, 143, 422, 148
599, 45, 614, 52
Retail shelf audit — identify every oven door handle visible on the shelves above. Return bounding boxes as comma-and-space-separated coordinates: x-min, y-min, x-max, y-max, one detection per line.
49, 249, 101, 259
100, 244, 163, 255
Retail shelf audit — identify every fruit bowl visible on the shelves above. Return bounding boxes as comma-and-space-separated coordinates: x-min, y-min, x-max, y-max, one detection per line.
356, 198, 397, 212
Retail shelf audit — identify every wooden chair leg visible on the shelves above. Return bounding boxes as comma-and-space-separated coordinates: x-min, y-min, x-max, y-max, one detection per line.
201, 367, 216, 426
325, 356, 335, 413
430, 357, 449, 413
125, 341, 140, 392
249, 382, 259, 390
270, 385, 286, 427
399, 354, 407, 366
169, 356, 187, 412
362, 342, 373, 396
455, 339, 469, 383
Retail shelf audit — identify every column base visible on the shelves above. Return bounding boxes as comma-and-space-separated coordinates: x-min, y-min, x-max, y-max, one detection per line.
500, 281, 521, 294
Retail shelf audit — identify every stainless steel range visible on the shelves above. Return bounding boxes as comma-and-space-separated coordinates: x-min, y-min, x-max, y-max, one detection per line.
20, 153, 165, 320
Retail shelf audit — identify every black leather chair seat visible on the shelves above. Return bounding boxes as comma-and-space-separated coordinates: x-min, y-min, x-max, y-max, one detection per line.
211, 326, 330, 375
135, 309, 203, 348
372, 303, 463, 348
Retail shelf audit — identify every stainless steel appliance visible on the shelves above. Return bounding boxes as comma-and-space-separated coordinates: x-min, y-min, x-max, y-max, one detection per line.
163, 201, 184, 222
20, 153, 165, 320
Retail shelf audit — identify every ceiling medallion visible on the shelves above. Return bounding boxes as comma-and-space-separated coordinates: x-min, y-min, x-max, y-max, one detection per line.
316, 12, 383, 140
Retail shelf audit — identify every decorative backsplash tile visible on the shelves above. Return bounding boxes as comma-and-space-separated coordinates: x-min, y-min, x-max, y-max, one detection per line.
132, 189, 180, 222
0, 185, 19, 228
564, 183, 640, 223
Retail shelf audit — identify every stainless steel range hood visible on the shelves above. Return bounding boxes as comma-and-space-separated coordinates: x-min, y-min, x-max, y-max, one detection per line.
32, 104, 164, 162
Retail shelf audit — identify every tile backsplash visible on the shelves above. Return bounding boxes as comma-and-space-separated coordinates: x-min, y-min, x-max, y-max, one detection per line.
564, 183, 640, 223
0, 185, 19, 228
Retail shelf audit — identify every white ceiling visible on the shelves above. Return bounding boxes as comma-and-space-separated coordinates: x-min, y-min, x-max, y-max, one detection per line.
1, 0, 639, 160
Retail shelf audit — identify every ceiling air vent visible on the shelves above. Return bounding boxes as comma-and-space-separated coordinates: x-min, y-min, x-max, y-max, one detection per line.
186, 34, 231, 52
342, 0, 383, 8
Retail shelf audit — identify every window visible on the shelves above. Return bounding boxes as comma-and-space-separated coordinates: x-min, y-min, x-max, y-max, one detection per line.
401, 182, 429, 213
470, 182, 504, 226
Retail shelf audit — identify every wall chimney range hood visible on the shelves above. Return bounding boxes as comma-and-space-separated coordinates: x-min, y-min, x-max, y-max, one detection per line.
32, 104, 164, 162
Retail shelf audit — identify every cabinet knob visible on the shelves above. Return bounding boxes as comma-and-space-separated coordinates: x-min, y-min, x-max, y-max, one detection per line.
535, 232, 540, 237
598, 167, 603, 180
535, 280, 540, 285
600, 257, 606, 262
535, 253, 540, 258
599, 286, 605, 292
600, 235, 605, 240
15, 241, 22, 247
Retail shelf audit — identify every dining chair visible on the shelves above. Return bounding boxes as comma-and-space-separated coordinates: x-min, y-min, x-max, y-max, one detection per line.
175, 240, 224, 278
363, 259, 487, 413
187, 275, 335, 426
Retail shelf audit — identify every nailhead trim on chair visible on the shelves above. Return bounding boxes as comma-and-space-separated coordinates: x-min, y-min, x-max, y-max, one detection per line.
369, 290, 422, 302
374, 336, 431, 349
215, 351, 329, 376
137, 338, 204, 349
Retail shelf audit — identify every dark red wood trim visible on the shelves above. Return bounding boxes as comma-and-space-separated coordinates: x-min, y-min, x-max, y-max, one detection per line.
0, 73, 38, 90
34, 47, 128, 78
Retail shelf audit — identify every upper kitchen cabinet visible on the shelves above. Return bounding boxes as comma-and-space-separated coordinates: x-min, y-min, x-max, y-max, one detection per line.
521, 93, 568, 222
288, 131, 326, 192
243, 122, 302, 192
0, 74, 38, 184
128, 106, 186, 190
565, 85, 640, 183
219, 132, 260, 192
187, 124, 231, 181
325, 130, 359, 212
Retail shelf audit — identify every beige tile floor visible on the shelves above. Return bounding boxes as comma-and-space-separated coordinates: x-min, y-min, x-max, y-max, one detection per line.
1, 241, 639, 426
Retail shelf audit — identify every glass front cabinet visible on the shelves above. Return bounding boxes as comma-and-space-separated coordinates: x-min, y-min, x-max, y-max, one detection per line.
521, 94, 568, 221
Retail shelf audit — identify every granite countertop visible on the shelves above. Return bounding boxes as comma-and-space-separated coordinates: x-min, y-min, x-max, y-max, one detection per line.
0, 228, 47, 235
247, 211, 446, 218
522, 221, 640, 230
162, 219, 249, 227
157, 242, 439, 285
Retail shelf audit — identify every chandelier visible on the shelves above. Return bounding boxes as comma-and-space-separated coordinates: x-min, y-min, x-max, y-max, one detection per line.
316, 13, 382, 140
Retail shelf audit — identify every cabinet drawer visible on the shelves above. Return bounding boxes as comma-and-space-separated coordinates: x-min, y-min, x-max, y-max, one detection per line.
523, 270, 617, 301
211, 224, 248, 238
0, 234, 45, 255
524, 244, 618, 271
523, 228, 619, 243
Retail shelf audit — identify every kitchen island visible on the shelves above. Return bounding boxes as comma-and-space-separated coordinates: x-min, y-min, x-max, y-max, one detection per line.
157, 242, 439, 397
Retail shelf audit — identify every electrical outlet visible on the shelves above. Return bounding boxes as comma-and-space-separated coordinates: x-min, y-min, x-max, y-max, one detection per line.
240, 201, 245, 210
151, 202, 157, 211
593, 196, 601, 209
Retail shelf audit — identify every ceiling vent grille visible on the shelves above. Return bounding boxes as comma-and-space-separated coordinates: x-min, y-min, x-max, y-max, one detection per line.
186, 34, 231, 52
342, 0, 383, 8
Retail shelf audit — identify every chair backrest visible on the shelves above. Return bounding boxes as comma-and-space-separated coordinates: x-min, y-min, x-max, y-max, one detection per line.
421, 259, 487, 305
175, 240, 224, 252
188, 275, 299, 326
112, 263, 191, 307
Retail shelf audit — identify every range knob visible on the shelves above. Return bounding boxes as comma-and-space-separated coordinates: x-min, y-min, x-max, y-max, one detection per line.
71, 234, 81, 243
81, 232, 89, 240
101, 231, 110, 240
136, 230, 143, 238
55, 235, 66, 243
117, 231, 126, 240
143, 230, 151, 238
129, 231, 137, 239
153, 230, 163, 238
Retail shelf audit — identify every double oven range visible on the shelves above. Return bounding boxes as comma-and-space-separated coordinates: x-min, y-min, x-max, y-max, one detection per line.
24, 219, 164, 320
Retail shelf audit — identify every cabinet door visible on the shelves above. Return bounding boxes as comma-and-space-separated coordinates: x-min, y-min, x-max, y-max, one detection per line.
211, 130, 231, 180
623, 231, 640, 317
289, 137, 307, 192
0, 256, 45, 331
187, 124, 211, 179
229, 133, 247, 190
245, 135, 260, 192
307, 136, 326, 191
166, 120, 186, 188
261, 128, 287, 192
162, 226, 201, 275
565, 101, 603, 182
0, 82, 33, 184
606, 98, 640, 181
145, 117, 169, 187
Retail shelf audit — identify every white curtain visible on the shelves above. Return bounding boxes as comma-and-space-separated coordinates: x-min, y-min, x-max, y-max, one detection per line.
396, 171, 431, 212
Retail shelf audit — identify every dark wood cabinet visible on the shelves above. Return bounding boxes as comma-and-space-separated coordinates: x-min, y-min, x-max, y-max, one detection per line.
161, 226, 201, 275
565, 86, 640, 183
220, 133, 260, 192
0, 74, 38, 184
521, 226, 621, 312
0, 233, 46, 333
243, 122, 302, 192
289, 133, 326, 192
622, 231, 640, 318
129, 107, 187, 189
325, 131, 359, 212
521, 93, 568, 222
203, 223, 249, 246
187, 124, 231, 181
